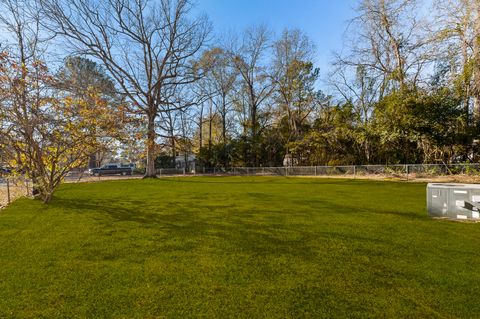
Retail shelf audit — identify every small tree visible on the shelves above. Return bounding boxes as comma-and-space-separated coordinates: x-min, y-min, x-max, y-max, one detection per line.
0, 53, 120, 203
230, 25, 275, 166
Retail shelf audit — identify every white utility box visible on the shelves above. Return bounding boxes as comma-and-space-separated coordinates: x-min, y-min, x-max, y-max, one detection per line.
427, 183, 480, 220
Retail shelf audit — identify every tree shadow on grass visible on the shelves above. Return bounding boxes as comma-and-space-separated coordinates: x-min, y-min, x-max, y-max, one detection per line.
290, 196, 427, 222
52, 198, 174, 225
50, 189, 432, 266
51, 197, 328, 261
156, 177, 362, 186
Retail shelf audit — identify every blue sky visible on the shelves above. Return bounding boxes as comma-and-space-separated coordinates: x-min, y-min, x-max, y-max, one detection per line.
196, 0, 358, 75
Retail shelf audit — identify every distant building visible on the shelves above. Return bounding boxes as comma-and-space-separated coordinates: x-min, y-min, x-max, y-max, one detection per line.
175, 154, 196, 172
283, 154, 298, 167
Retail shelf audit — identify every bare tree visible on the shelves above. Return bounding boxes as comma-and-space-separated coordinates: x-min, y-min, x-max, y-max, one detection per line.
0, 0, 45, 63
205, 47, 237, 146
472, 1, 480, 121
158, 105, 180, 167
196, 47, 238, 166
329, 64, 380, 162
0, 0, 48, 195
229, 25, 275, 166
40, 0, 211, 177
433, 0, 475, 119
336, 0, 431, 97
177, 108, 196, 171
433, 0, 480, 122
272, 29, 318, 145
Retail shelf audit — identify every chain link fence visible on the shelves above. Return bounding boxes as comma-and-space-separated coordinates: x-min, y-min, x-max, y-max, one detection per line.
2, 163, 480, 208
191, 164, 480, 180
67, 164, 480, 181
0, 174, 31, 208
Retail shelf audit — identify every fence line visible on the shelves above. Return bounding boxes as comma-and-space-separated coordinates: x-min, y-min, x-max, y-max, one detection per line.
64, 163, 480, 180
2, 163, 480, 207
185, 164, 480, 178
0, 175, 30, 208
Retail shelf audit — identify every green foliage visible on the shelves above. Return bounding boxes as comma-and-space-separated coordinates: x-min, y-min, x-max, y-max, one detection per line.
197, 143, 235, 168
275, 86, 471, 166
373, 87, 467, 163
465, 164, 480, 176
196, 81, 472, 167
288, 103, 358, 165
155, 154, 175, 169
56, 56, 117, 97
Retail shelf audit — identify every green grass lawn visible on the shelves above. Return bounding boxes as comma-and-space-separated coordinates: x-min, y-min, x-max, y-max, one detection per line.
0, 177, 479, 318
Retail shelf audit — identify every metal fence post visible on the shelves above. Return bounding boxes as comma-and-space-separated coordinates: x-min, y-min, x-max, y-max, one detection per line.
406, 165, 409, 181
315, 166, 317, 176
354, 165, 356, 179
183, 168, 186, 176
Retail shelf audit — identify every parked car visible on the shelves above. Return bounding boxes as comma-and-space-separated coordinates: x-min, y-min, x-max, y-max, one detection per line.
0, 167, 11, 175
88, 164, 132, 176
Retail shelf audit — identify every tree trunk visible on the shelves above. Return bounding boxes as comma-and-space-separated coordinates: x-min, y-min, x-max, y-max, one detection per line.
198, 105, 204, 170
88, 154, 97, 168
222, 110, 227, 167
379, 0, 405, 87
222, 96, 227, 145
473, 0, 480, 123
199, 105, 204, 149
145, 113, 157, 178
208, 117, 213, 150
208, 101, 213, 166
364, 138, 370, 164
221, 94, 228, 168
251, 103, 257, 167
171, 135, 176, 168
461, 11, 471, 122
42, 189, 54, 204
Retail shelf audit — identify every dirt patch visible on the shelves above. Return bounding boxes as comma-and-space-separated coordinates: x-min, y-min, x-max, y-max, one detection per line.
286, 173, 480, 183
64, 175, 144, 183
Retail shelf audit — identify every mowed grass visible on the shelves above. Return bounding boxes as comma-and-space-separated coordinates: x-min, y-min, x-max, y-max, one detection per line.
0, 177, 479, 318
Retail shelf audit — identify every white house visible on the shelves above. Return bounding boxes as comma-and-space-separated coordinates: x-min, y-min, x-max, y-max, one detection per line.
175, 154, 197, 172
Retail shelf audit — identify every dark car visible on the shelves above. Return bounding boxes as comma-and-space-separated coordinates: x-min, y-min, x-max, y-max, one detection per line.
0, 167, 11, 175
88, 164, 132, 176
